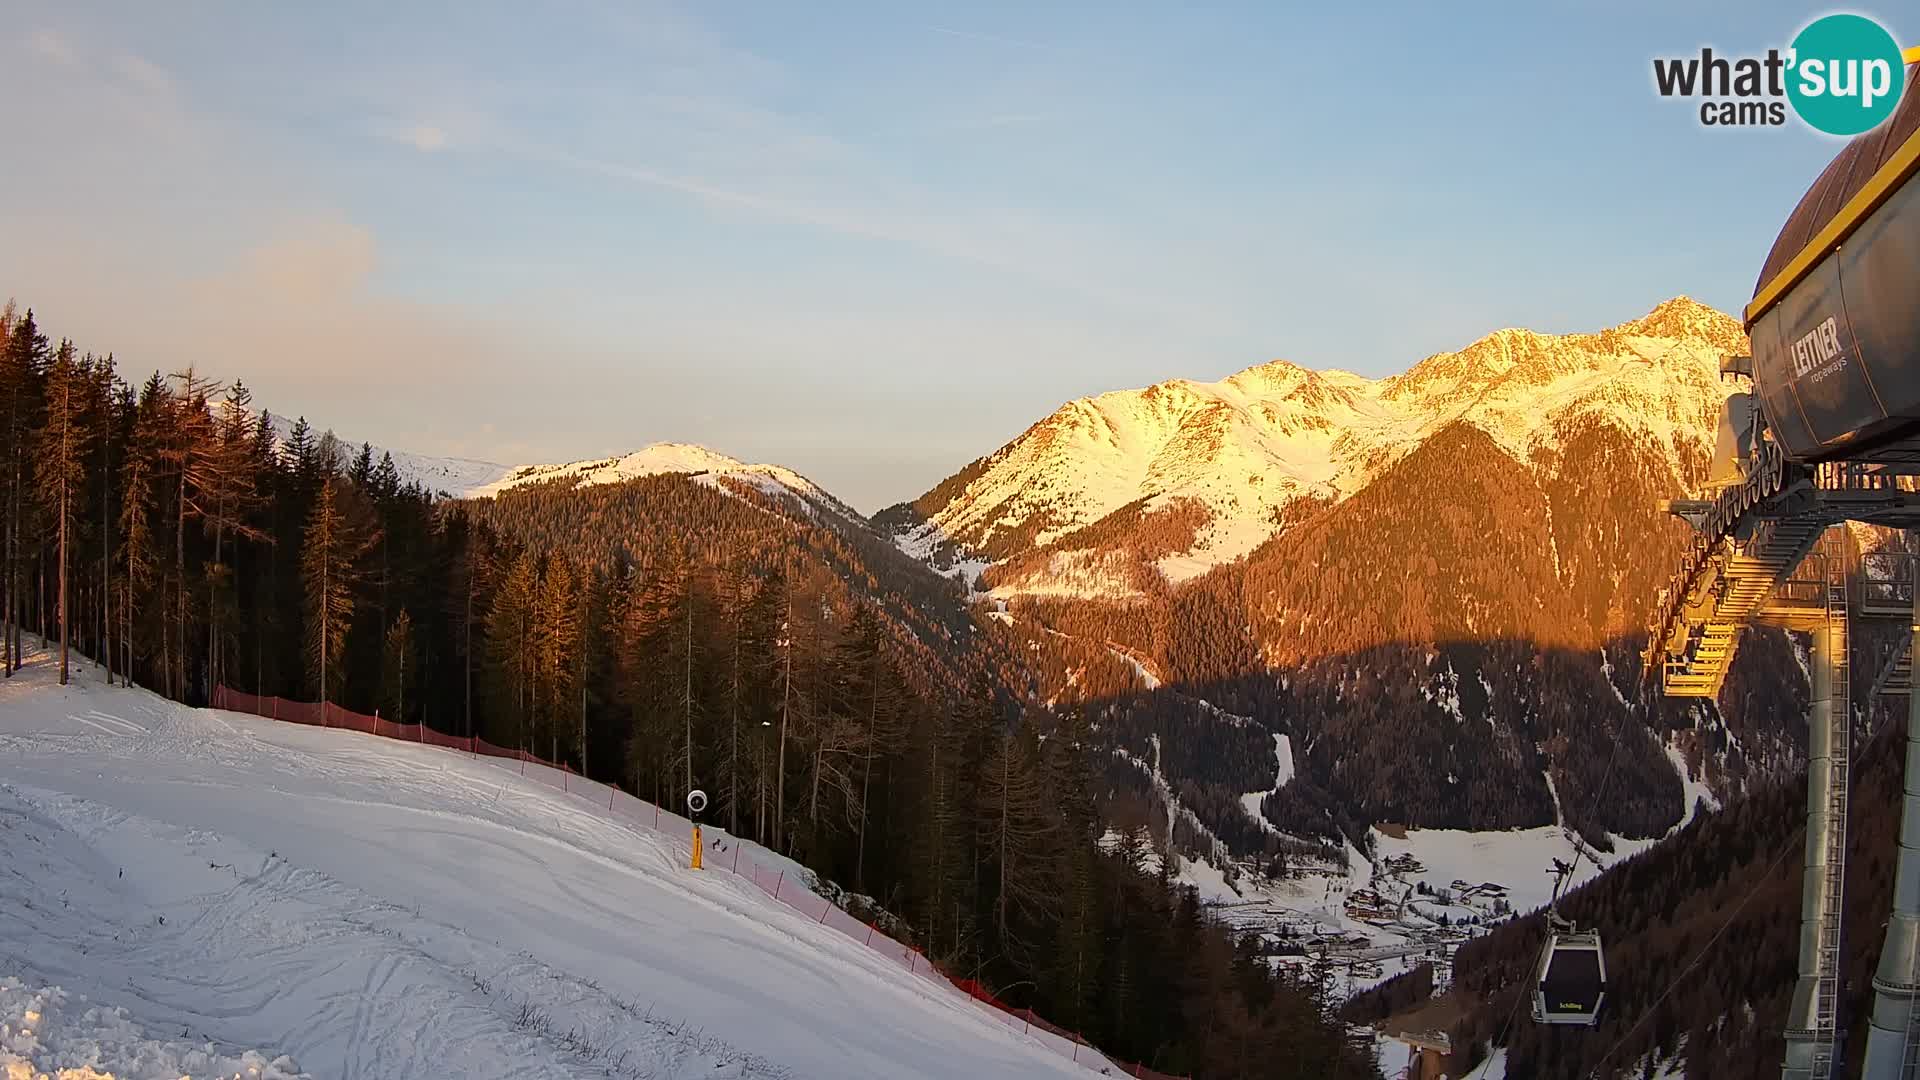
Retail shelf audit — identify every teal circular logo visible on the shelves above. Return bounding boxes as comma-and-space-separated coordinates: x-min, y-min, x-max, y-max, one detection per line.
1787, 14, 1906, 136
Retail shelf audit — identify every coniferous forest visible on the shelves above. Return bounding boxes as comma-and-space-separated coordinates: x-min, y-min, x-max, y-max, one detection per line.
0, 302, 1378, 1079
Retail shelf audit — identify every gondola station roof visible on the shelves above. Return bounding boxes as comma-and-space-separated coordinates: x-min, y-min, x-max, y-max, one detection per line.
1746, 60, 1920, 465
1752, 61, 1920, 320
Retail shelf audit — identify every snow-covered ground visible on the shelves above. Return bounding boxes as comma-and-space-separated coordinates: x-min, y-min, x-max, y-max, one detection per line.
1, 976, 308, 1079
1368, 822, 1661, 917
0, 653, 1113, 1080
1238, 733, 1293, 833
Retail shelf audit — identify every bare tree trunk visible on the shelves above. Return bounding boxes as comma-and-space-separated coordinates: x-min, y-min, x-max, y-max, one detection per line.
6, 432, 19, 676
998, 742, 1010, 939
319, 546, 327, 711
464, 565, 473, 739
123, 523, 133, 688
683, 578, 694, 798
776, 586, 792, 850
100, 415, 109, 675
209, 515, 220, 694
56, 460, 68, 684
856, 659, 878, 891
729, 581, 740, 836
175, 467, 186, 700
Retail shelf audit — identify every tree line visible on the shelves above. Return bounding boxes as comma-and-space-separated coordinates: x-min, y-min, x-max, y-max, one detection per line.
0, 302, 1377, 1079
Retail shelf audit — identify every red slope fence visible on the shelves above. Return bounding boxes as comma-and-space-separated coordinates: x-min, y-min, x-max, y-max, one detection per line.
210, 686, 1187, 1080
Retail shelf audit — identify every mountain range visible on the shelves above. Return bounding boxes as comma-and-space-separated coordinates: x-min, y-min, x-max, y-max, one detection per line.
882, 296, 1744, 600
297, 297, 1808, 857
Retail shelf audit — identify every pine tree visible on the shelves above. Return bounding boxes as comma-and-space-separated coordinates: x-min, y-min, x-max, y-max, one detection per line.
382, 608, 414, 722
535, 557, 580, 763
302, 474, 376, 705
1, 308, 50, 675
484, 549, 537, 747
205, 380, 266, 693
33, 340, 93, 683
978, 724, 1061, 967
160, 367, 221, 700
118, 374, 168, 687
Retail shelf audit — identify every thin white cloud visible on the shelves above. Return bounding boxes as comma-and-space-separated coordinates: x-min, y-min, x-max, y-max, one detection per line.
28, 28, 75, 65
405, 125, 448, 151
481, 132, 1233, 336
928, 25, 1057, 52
112, 51, 174, 95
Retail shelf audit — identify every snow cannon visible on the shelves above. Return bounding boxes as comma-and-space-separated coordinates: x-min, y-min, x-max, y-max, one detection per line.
1741, 60, 1920, 469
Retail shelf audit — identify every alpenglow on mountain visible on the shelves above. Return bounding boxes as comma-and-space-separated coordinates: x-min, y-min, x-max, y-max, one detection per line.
886, 297, 1746, 599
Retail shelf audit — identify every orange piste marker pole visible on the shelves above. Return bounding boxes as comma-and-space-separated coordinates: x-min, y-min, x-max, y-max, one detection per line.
691, 824, 703, 870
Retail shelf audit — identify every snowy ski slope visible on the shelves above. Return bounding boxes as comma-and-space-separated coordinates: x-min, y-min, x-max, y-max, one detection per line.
0, 653, 1113, 1079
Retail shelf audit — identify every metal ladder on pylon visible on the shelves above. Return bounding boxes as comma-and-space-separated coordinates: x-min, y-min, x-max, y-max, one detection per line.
1812, 541, 1853, 1079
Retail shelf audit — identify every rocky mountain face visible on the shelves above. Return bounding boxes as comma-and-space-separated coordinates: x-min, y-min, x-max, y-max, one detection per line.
911, 299, 1818, 855
890, 297, 1745, 601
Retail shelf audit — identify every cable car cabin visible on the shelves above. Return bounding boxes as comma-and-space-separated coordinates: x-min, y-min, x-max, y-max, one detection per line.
1533, 930, 1607, 1026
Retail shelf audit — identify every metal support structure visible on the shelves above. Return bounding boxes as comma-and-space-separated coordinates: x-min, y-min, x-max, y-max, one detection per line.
1864, 535, 1920, 1080
1785, 545, 1852, 1080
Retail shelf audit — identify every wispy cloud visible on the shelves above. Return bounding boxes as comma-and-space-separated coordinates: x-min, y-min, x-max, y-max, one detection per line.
28, 26, 174, 96
28, 28, 75, 65
928, 25, 1058, 52
112, 51, 173, 95
403, 126, 447, 153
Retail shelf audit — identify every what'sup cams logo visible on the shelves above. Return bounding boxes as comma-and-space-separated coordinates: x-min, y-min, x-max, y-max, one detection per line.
1653, 13, 1915, 135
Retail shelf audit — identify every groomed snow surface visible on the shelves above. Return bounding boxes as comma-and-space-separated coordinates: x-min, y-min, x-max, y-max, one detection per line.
0, 652, 1117, 1080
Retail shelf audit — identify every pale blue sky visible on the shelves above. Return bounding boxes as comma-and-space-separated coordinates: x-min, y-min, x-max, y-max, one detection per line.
0, 2, 1897, 510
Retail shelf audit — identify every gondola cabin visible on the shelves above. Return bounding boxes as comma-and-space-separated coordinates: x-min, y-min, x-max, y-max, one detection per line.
1532, 929, 1607, 1026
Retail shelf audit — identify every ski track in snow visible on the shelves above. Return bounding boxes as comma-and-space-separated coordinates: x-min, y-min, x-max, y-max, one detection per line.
0, 654, 1110, 1080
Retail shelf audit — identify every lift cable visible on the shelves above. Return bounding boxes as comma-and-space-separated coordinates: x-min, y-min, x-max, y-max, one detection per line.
1585, 686, 1900, 1078
1583, 817, 1805, 1078
1489, 683, 1637, 1055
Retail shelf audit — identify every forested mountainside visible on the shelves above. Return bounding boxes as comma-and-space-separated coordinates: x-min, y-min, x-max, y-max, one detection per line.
0, 300, 1378, 1080
1421, 716, 1911, 1079
984, 420, 1814, 858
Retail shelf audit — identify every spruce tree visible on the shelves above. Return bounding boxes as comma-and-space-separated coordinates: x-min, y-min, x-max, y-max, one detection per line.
33, 340, 93, 683
382, 608, 414, 722
301, 474, 376, 705
1, 308, 50, 674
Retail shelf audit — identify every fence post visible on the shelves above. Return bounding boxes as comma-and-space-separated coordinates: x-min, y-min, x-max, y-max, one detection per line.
774, 870, 783, 900
865, 923, 874, 946
818, 902, 829, 924
609, 786, 616, 812
654, 803, 660, 828
732, 844, 741, 874
1072, 1036, 1079, 1063
1024, 1008, 1032, 1035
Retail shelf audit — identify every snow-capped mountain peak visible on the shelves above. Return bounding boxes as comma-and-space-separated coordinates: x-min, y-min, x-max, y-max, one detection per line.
468, 441, 859, 519
892, 297, 1745, 599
